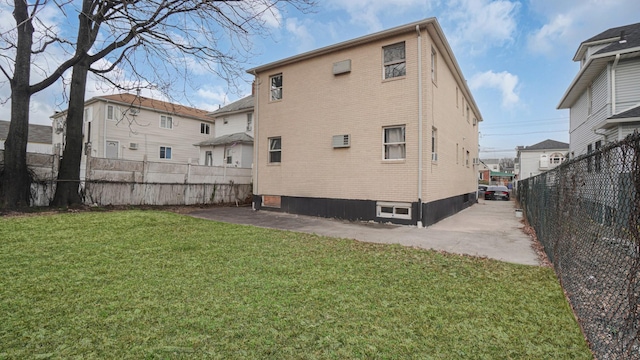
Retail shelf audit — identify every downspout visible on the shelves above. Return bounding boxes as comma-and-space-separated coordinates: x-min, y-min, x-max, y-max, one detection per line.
416, 25, 424, 228
611, 53, 620, 115
251, 71, 260, 210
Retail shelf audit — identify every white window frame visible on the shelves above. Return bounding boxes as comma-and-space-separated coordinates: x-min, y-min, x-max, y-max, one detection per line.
383, 125, 406, 160
431, 127, 437, 162
226, 148, 233, 165
268, 137, 281, 163
246, 113, 253, 131
200, 123, 210, 134
160, 115, 173, 129
431, 46, 437, 83
377, 201, 412, 220
159, 146, 172, 160
383, 42, 406, 80
270, 74, 283, 101
106, 105, 115, 121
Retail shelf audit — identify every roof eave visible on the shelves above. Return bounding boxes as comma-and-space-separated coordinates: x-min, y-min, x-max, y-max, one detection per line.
594, 117, 640, 130
246, 17, 482, 122
558, 47, 640, 109
573, 37, 620, 61
246, 18, 437, 74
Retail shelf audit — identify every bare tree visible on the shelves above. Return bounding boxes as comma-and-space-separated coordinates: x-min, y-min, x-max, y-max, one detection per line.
499, 157, 515, 172
0, 1, 87, 209
0, 0, 314, 209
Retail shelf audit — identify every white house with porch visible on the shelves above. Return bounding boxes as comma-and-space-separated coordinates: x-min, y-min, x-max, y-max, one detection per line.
195, 95, 254, 168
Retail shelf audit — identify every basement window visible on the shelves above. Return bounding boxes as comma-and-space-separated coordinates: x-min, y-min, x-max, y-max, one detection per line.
376, 201, 412, 220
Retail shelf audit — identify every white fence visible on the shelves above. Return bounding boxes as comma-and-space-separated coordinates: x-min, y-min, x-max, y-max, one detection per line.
1, 150, 252, 207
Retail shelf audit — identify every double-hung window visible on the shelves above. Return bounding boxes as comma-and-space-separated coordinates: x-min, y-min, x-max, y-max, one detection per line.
270, 74, 283, 101
160, 115, 173, 129
383, 126, 406, 160
247, 113, 253, 131
269, 137, 281, 163
201, 123, 210, 134
106, 105, 114, 120
160, 146, 172, 159
383, 42, 406, 79
431, 127, 438, 161
431, 47, 437, 82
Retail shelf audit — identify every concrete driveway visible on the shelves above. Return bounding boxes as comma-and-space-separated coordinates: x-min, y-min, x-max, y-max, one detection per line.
188, 199, 540, 266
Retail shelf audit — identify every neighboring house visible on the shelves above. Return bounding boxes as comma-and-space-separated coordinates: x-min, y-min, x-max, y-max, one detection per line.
247, 18, 482, 227
0, 120, 52, 154
558, 22, 640, 158
195, 95, 254, 168
516, 139, 569, 181
51, 93, 214, 164
478, 161, 491, 184
481, 158, 501, 172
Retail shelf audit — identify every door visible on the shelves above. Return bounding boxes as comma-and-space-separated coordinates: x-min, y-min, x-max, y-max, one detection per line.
106, 140, 119, 159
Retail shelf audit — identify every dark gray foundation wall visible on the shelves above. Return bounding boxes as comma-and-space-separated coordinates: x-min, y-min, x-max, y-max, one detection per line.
253, 192, 477, 227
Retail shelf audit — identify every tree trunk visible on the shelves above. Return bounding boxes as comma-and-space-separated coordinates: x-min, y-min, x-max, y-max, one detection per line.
51, 2, 93, 207
1, 1, 34, 209
50, 58, 90, 207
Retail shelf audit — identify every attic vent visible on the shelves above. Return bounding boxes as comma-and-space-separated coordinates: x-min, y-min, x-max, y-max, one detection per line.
332, 134, 350, 148
332, 59, 351, 75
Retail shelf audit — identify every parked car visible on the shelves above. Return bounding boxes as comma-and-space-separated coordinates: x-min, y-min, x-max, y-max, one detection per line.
478, 185, 488, 196
484, 185, 510, 201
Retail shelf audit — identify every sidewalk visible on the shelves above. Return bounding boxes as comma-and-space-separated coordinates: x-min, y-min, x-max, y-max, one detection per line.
188, 199, 540, 266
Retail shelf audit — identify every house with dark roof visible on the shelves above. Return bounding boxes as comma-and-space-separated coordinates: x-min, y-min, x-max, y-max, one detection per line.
558, 22, 640, 157
516, 139, 569, 180
51, 93, 214, 163
194, 95, 253, 168
0, 120, 52, 154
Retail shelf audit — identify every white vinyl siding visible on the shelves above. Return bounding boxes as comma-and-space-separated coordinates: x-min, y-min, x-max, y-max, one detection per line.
615, 58, 640, 112
569, 67, 609, 156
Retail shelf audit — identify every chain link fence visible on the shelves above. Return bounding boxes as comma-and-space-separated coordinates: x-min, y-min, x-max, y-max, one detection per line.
517, 131, 640, 359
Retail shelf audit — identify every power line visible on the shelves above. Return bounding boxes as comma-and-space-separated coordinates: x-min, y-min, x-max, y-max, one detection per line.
482, 129, 568, 136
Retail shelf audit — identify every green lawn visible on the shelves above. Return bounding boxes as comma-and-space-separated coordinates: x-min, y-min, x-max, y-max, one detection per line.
0, 210, 591, 359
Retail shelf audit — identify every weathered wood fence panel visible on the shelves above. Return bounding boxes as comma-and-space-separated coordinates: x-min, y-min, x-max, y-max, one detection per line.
1, 150, 252, 207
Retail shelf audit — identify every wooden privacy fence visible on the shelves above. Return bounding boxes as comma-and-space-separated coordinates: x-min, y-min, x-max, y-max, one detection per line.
0, 150, 252, 207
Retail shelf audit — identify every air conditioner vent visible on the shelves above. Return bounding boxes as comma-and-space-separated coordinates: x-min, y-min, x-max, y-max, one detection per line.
332, 134, 350, 148
431, 152, 438, 161
129, 142, 139, 150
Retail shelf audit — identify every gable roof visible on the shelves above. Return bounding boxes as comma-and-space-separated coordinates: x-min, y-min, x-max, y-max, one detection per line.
518, 139, 569, 151
194, 132, 253, 147
247, 17, 482, 122
480, 158, 501, 164
575, 22, 640, 60
0, 120, 52, 144
209, 96, 254, 117
593, 104, 640, 130
559, 22, 640, 109
52, 93, 213, 122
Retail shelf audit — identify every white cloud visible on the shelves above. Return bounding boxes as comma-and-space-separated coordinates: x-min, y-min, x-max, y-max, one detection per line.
325, 0, 431, 31
285, 18, 316, 52
443, 0, 520, 55
469, 70, 520, 108
527, 0, 640, 57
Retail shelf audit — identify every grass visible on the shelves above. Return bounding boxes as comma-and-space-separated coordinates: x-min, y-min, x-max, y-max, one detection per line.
0, 210, 591, 359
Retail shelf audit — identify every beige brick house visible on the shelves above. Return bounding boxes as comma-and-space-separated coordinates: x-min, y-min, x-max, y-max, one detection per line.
247, 18, 482, 226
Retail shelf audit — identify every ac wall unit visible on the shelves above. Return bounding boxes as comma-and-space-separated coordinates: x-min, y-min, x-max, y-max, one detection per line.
129, 142, 139, 150
472, 118, 477, 126
473, 157, 480, 165
332, 134, 350, 148
431, 152, 438, 161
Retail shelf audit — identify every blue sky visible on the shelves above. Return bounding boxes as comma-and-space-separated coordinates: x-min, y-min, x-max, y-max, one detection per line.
2, 0, 640, 159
